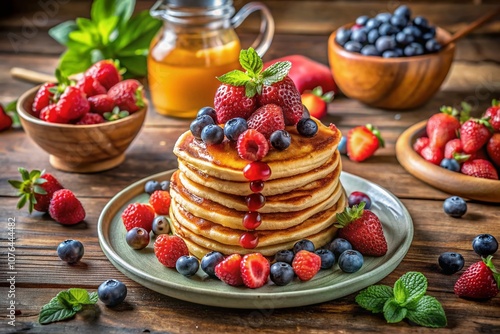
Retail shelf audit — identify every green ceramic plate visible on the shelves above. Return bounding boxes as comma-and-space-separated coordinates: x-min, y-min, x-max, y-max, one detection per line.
98, 170, 413, 309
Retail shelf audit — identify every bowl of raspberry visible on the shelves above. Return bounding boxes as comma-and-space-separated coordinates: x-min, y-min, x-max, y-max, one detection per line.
17, 61, 147, 173
328, 5, 455, 110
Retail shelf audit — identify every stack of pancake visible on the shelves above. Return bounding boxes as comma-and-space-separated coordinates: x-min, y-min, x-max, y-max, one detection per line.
169, 118, 346, 259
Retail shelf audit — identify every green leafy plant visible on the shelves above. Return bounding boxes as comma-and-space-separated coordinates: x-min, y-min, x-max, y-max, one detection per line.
49, 0, 162, 78
355, 272, 447, 328
39, 288, 98, 324
4, 100, 20, 128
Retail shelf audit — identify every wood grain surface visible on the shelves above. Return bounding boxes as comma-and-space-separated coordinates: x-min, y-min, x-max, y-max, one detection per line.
0, 1, 499, 333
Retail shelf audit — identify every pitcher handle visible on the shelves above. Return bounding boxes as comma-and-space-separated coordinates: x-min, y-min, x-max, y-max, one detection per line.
231, 2, 275, 58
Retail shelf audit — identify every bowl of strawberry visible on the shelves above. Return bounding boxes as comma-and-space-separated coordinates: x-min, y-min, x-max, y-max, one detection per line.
396, 101, 500, 203
17, 60, 147, 173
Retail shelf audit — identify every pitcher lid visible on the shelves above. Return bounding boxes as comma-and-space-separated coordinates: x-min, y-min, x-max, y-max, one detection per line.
166, 0, 231, 8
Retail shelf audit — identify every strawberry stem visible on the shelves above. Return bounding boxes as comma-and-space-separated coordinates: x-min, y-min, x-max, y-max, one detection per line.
335, 202, 366, 228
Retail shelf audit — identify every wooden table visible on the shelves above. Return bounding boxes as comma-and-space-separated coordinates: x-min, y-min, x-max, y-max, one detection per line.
1, 1, 499, 333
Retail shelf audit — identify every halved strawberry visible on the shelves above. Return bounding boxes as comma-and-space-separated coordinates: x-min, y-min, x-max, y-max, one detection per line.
215, 254, 244, 286
301, 86, 334, 119
346, 124, 384, 162
246, 104, 284, 138
240, 253, 270, 288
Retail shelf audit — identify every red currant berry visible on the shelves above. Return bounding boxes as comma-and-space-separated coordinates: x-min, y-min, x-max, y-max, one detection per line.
239, 232, 259, 249
245, 193, 266, 211
250, 180, 264, 193
243, 211, 262, 230
243, 161, 271, 181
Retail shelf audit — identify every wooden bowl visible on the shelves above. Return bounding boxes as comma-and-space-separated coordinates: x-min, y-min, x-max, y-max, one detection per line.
396, 120, 500, 203
328, 25, 456, 110
17, 86, 147, 173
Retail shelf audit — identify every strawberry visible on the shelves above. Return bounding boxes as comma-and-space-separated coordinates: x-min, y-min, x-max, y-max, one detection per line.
237, 129, 269, 161
346, 124, 385, 162
0, 104, 13, 131
420, 145, 444, 165
335, 202, 388, 257
426, 107, 460, 149
301, 86, 334, 119
246, 104, 285, 138
32, 82, 56, 117
292, 250, 321, 281
461, 159, 498, 180
107, 79, 145, 113
215, 253, 244, 286
149, 190, 171, 215
483, 99, 500, 132
8, 168, 64, 213
240, 253, 270, 288
460, 118, 493, 154
154, 235, 189, 268
121, 203, 155, 232
454, 255, 500, 299
88, 94, 115, 115
48, 189, 86, 225
75, 75, 107, 98
76, 113, 105, 125
413, 136, 429, 155
56, 86, 90, 121
85, 59, 122, 90
214, 84, 257, 124
39, 104, 70, 124
444, 138, 463, 159
257, 76, 303, 126
486, 133, 500, 167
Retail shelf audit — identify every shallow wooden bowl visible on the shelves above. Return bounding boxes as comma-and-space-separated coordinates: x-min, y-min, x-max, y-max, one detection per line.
396, 120, 500, 203
17, 86, 147, 173
328, 25, 456, 110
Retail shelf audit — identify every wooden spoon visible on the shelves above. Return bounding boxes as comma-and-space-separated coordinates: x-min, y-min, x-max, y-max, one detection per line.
441, 8, 500, 47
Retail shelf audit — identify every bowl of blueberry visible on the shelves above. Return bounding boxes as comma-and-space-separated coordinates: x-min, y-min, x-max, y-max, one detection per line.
328, 5, 455, 110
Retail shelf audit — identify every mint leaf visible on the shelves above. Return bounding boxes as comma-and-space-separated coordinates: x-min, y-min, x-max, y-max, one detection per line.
49, 20, 78, 46
89, 292, 99, 304
217, 70, 251, 87
261, 61, 291, 86
406, 295, 447, 328
239, 48, 263, 78
383, 298, 407, 323
355, 285, 393, 313
67, 288, 95, 305
39, 301, 76, 325
398, 272, 427, 306
393, 279, 407, 304
113, 11, 162, 52
91, 0, 135, 28
39, 288, 98, 325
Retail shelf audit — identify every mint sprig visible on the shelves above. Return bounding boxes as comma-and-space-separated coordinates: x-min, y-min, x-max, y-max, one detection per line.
39, 288, 98, 325
355, 272, 447, 328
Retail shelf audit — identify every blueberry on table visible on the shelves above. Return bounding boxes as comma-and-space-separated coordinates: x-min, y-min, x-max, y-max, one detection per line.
338, 250, 364, 273
125, 227, 150, 250
57, 239, 84, 264
293, 239, 315, 254
443, 196, 467, 218
438, 252, 464, 274
472, 234, 498, 257
327, 238, 352, 258
274, 249, 295, 264
176, 255, 200, 277
201, 251, 224, 278
98, 279, 127, 307
315, 249, 335, 269
270, 262, 295, 286
144, 180, 162, 195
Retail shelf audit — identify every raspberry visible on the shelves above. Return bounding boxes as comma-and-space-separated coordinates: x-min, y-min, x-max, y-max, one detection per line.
246, 104, 285, 139
149, 190, 171, 215
121, 203, 155, 232
292, 250, 321, 281
48, 189, 86, 225
76, 113, 105, 125
237, 129, 269, 161
215, 254, 244, 286
154, 235, 189, 268
240, 253, 270, 288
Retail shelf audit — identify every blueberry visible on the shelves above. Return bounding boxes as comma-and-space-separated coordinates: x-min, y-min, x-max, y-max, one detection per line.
335, 27, 351, 46
348, 191, 372, 209
302, 105, 311, 119
338, 250, 364, 273
438, 252, 465, 275
404, 43, 424, 57
378, 23, 398, 36
375, 35, 396, 53
190, 115, 214, 139
443, 196, 467, 218
176, 255, 200, 277
344, 41, 363, 53
196, 106, 217, 122
327, 238, 353, 258
472, 234, 498, 257
274, 249, 294, 264
394, 5, 411, 19
144, 180, 161, 195
270, 262, 295, 286
337, 136, 347, 155
395, 48, 404, 57
125, 227, 150, 250
396, 31, 414, 46
224, 117, 248, 141
296, 118, 318, 137
270, 130, 291, 151
403, 26, 422, 39
98, 279, 127, 307
152, 216, 170, 235
440, 158, 460, 172
390, 15, 407, 28
351, 29, 367, 44
422, 27, 436, 41
376, 12, 392, 23
413, 16, 429, 29
201, 124, 224, 145
382, 50, 398, 58
200, 251, 224, 278
355, 15, 369, 26
361, 45, 380, 56
293, 239, 315, 254
57, 239, 84, 264
315, 249, 335, 269
160, 180, 170, 191
425, 38, 442, 53
367, 29, 380, 44
365, 18, 382, 30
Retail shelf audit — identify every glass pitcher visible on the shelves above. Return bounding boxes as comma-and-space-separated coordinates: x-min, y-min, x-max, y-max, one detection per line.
148, 0, 274, 118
